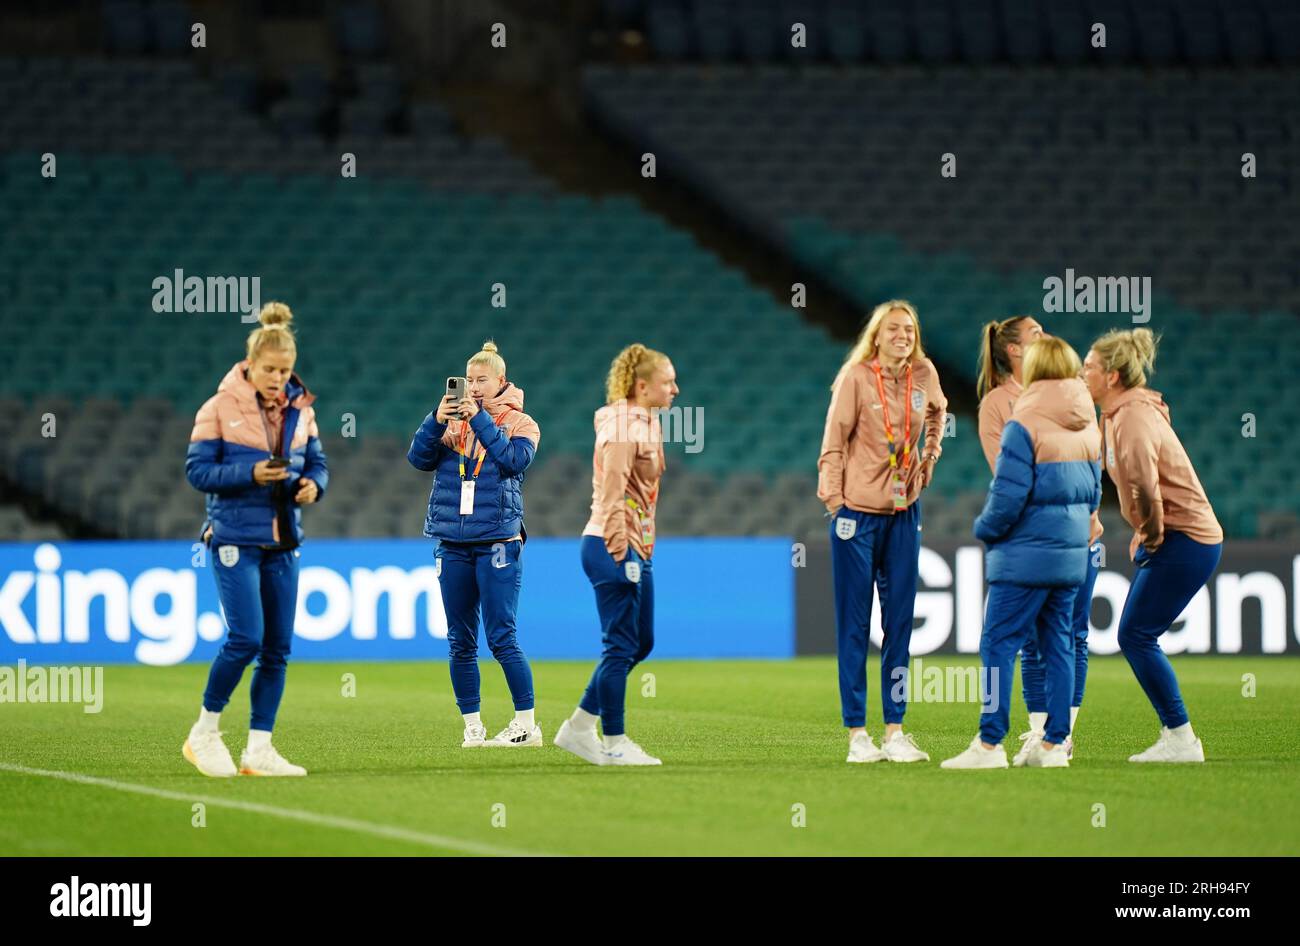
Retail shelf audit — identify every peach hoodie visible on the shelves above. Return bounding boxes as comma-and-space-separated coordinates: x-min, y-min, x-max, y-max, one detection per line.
978, 376, 1022, 474
583, 399, 665, 561
817, 357, 947, 514
1101, 386, 1222, 548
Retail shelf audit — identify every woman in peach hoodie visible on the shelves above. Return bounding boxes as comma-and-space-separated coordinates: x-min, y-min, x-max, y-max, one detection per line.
977, 316, 1102, 763
818, 300, 947, 764
1083, 328, 1222, 763
554, 344, 677, 767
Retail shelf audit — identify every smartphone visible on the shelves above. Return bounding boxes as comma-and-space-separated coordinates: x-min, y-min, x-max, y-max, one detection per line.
446, 376, 467, 418
267, 456, 292, 469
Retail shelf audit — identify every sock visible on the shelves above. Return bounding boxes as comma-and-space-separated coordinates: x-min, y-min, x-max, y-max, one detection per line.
1170, 722, 1195, 742
514, 708, 534, 727
193, 708, 220, 734
1028, 711, 1047, 733
462, 712, 482, 727
570, 707, 599, 731
247, 729, 272, 753
602, 733, 626, 750
1070, 706, 1080, 734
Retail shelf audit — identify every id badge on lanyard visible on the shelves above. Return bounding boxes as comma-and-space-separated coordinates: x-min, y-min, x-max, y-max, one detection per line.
890, 465, 908, 510
872, 360, 914, 512
460, 480, 475, 515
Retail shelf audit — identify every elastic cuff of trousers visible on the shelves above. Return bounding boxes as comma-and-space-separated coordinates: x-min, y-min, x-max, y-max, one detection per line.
843, 718, 866, 729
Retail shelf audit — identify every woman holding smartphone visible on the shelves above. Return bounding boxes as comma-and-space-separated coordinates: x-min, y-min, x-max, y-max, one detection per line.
977, 316, 1102, 762
554, 343, 676, 767
407, 340, 542, 749
182, 301, 328, 777
1082, 328, 1221, 763
818, 300, 947, 764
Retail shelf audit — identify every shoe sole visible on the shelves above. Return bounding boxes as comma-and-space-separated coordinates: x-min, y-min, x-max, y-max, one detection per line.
462, 739, 486, 748
182, 739, 235, 778
846, 754, 886, 763
941, 761, 1010, 769
238, 767, 307, 776
883, 754, 930, 763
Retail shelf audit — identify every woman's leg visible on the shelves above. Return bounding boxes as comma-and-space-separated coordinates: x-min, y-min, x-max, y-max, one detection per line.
876, 501, 921, 727
1072, 545, 1102, 713
579, 537, 641, 737
979, 583, 1046, 747
203, 544, 265, 715
829, 510, 879, 729
1034, 585, 1077, 747
249, 547, 299, 732
1117, 533, 1222, 728
437, 542, 483, 715
479, 540, 534, 711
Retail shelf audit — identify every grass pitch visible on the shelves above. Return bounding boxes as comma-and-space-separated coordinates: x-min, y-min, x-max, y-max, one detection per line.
2, 656, 1297, 856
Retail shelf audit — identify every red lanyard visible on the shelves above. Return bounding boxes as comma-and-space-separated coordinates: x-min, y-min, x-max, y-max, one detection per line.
456, 411, 506, 480
870, 360, 913, 471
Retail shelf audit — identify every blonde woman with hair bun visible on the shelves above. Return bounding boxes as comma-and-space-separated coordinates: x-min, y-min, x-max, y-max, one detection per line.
554, 343, 677, 767
1082, 328, 1222, 764
407, 339, 542, 749
817, 300, 947, 764
182, 301, 328, 778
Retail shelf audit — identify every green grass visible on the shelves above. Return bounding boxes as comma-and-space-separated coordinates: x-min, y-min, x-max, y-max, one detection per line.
1, 656, 1297, 856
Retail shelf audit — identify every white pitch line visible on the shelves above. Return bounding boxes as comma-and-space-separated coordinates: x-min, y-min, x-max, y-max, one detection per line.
0, 762, 547, 858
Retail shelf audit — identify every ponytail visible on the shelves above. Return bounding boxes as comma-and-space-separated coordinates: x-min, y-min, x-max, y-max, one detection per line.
606, 343, 668, 403
975, 315, 1030, 400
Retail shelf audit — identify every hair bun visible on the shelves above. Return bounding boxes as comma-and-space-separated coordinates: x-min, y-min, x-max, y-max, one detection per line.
480, 339, 498, 354
259, 301, 293, 327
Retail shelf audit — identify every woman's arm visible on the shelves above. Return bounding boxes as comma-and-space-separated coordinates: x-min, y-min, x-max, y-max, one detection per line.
1115, 411, 1164, 552
596, 438, 636, 561
185, 398, 257, 494
299, 411, 328, 499
407, 410, 450, 471
466, 409, 538, 478
817, 368, 860, 512
973, 421, 1034, 542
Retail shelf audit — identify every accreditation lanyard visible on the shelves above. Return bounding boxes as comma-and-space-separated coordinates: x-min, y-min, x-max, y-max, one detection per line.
455, 413, 500, 515
870, 359, 913, 509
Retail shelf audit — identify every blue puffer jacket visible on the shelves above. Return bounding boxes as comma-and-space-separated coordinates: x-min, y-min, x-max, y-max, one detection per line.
974, 378, 1101, 587
407, 382, 540, 544
186, 361, 329, 548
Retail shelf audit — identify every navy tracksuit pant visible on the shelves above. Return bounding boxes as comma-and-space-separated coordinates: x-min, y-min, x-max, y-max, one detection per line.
436, 539, 535, 715
829, 501, 921, 729
1020, 541, 1101, 713
980, 581, 1077, 746
578, 535, 654, 737
1119, 530, 1221, 729
203, 544, 298, 732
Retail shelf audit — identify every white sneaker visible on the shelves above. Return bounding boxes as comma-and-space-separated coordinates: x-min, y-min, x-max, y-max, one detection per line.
462, 721, 488, 748
1027, 741, 1070, 768
182, 730, 237, 778
487, 719, 543, 748
880, 731, 930, 763
1063, 735, 1074, 760
239, 743, 307, 776
846, 731, 886, 763
941, 736, 1010, 769
1129, 727, 1205, 763
554, 719, 606, 766
1012, 730, 1044, 767
601, 736, 661, 766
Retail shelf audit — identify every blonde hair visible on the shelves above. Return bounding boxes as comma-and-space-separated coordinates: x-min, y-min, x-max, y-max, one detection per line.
246, 301, 296, 362
467, 339, 506, 378
606, 343, 669, 403
976, 316, 1032, 399
831, 299, 925, 390
1090, 327, 1158, 389
1022, 337, 1082, 385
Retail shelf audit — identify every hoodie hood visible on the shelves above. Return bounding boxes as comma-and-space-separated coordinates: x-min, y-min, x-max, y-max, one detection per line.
1101, 385, 1169, 424
1013, 378, 1095, 432
218, 360, 315, 409
480, 381, 524, 415
593, 398, 653, 436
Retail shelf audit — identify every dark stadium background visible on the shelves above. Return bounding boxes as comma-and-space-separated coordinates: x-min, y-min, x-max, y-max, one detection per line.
1, 0, 1297, 658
